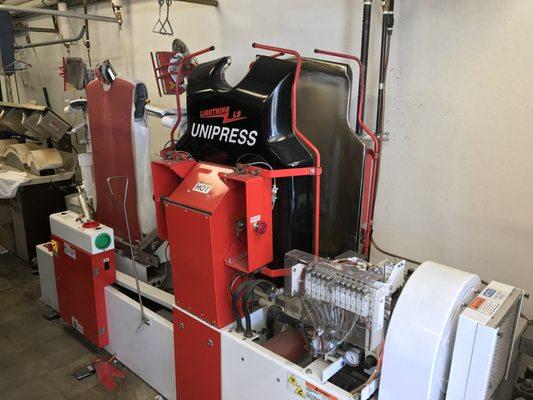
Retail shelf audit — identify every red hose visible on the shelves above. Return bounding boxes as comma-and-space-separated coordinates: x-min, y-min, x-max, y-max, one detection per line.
168, 46, 215, 147
252, 43, 321, 256
314, 49, 380, 256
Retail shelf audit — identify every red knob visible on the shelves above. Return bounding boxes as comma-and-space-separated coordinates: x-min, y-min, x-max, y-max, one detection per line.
253, 221, 267, 235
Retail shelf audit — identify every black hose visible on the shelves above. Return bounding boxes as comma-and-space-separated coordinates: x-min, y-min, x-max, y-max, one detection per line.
242, 280, 276, 338
231, 280, 255, 332
266, 305, 283, 339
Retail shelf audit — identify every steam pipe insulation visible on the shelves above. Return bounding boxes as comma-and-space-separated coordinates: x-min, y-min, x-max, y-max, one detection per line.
368, 0, 396, 253
355, 0, 372, 137
375, 0, 395, 140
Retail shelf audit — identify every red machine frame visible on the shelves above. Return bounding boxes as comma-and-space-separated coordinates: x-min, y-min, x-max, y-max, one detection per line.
52, 235, 116, 348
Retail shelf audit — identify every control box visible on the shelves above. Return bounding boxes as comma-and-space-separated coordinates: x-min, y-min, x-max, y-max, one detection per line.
446, 281, 524, 400
50, 211, 116, 347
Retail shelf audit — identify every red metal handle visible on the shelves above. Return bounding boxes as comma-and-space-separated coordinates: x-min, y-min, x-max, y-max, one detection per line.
167, 46, 216, 147
314, 48, 380, 256
252, 43, 321, 256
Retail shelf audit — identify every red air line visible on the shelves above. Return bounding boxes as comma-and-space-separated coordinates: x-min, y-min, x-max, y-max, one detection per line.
168, 46, 216, 147
314, 48, 380, 257
252, 43, 321, 257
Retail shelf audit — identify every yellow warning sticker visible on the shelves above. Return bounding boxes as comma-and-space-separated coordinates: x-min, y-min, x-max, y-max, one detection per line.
286, 372, 337, 400
287, 373, 305, 397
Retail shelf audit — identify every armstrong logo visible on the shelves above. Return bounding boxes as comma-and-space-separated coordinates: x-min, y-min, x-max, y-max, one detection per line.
199, 106, 246, 124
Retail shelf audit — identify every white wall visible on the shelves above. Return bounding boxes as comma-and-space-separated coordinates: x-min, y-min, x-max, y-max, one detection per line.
14, 0, 533, 314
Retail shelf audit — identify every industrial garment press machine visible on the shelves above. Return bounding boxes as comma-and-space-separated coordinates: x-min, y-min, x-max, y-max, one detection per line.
38, 39, 528, 400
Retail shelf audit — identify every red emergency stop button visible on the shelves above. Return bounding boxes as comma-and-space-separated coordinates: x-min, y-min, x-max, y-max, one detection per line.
82, 221, 100, 229
253, 221, 267, 234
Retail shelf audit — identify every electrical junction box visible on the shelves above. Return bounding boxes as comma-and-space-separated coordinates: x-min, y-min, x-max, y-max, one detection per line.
446, 281, 524, 400
50, 211, 114, 254
50, 211, 116, 347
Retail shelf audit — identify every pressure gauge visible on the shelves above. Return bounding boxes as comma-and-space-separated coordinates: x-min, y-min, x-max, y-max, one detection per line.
343, 347, 363, 367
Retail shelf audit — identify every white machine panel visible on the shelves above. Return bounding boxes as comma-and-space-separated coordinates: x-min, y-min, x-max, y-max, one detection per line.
380, 261, 481, 400
50, 211, 114, 254
104, 286, 175, 400
446, 282, 523, 400
36, 243, 59, 312
221, 327, 353, 400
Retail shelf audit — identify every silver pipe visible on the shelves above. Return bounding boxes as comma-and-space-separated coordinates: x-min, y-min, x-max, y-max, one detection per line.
13, 26, 59, 33
14, 25, 86, 49
107, 176, 150, 333
5, 0, 59, 9
179, 0, 218, 5
0, 4, 118, 23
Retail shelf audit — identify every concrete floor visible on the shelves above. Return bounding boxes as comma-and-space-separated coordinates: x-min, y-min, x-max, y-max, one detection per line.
0, 254, 160, 400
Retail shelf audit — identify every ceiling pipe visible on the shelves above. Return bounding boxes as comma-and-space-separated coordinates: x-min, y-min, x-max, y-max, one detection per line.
1, 0, 58, 8
14, 24, 59, 33
14, 24, 86, 49
0, 4, 119, 23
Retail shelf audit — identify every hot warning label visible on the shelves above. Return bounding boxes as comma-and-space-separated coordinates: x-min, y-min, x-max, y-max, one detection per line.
287, 373, 337, 400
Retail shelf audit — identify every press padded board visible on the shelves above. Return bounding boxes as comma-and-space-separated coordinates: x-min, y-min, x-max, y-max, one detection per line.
86, 78, 142, 242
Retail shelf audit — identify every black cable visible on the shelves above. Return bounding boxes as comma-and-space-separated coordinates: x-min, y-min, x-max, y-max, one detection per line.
242, 280, 276, 338
231, 280, 254, 332
266, 305, 283, 339
371, 238, 422, 265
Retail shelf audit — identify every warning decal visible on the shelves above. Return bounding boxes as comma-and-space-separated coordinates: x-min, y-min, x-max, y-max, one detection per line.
287, 373, 305, 398
192, 182, 212, 194
286, 373, 337, 400
469, 297, 486, 310
468, 281, 513, 323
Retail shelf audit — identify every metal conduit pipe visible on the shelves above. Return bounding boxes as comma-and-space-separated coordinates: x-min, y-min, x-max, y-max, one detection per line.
3, 0, 58, 8
0, 4, 119, 23
14, 25, 86, 49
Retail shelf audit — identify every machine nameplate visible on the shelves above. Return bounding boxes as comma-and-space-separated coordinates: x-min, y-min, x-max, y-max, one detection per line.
192, 182, 212, 194
64, 243, 77, 260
